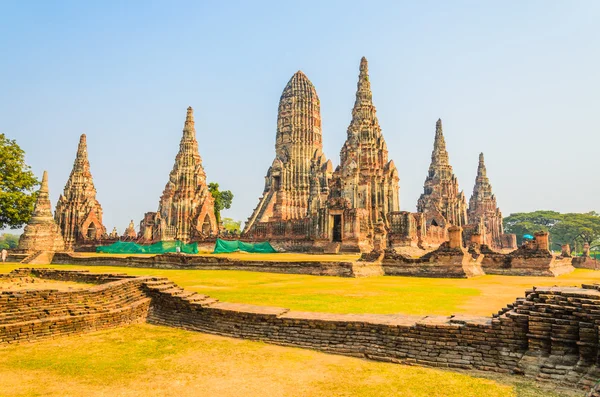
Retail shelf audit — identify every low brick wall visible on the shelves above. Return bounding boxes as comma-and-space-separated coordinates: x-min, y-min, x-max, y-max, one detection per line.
52, 253, 365, 277
0, 269, 151, 344
1, 268, 599, 395
143, 277, 600, 393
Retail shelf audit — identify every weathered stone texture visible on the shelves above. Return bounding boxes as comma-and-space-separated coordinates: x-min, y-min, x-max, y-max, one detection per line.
123, 219, 137, 238
141, 107, 218, 243
479, 232, 574, 276
0, 269, 149, 344
465, 153, 515, 249
417, 119, 468, 229
244, 58, 400, 253
17, 171, 66, 253
245, 71, 331, 233
55, 134, 106, 250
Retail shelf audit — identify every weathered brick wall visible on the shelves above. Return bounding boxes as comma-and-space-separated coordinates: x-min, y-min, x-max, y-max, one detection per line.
143, 278, 600, 392
145, 288, 527, 372
0, 269, 151, 344
1, 268, 598, 394
52, 253, 360, 277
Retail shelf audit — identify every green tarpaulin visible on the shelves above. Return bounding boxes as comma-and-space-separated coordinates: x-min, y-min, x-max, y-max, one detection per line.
96, 240, 199, 254
213, 239, 277, 254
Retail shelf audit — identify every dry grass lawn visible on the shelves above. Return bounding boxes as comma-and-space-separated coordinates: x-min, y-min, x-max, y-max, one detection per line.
0, 323, 580, 397
1, 263, 599, 316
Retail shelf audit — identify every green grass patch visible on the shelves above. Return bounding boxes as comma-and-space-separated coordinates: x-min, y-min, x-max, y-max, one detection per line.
1, 263, 599, 316
0, 324, 577, 397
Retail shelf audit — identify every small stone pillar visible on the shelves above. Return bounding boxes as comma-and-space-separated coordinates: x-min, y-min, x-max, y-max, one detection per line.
561, 244, 571, 257
448, 226, 463, 249
583, 243, 591, 258
534, 231, 550, 252
470, 232, 483, 246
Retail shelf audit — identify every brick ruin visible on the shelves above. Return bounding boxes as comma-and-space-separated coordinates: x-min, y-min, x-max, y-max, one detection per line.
17, 171, 65, 253
464, 153, 516, 250
243, 57, 515, 253
1, 267, 599, 395
139, 107, 218, 243
242, 70, 332, 245
54, 134, 107, 250
417, 119, 468, 231
244, 58, 403, 252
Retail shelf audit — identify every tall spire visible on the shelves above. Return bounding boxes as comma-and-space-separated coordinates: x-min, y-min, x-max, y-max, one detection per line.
72, 134, 91, 175
468, 152, 505, 246
429, 119, 449, 169
348, 56, 379, 137
183, 106, 195, 137
155, 106, 217, 242
30, 170, 53, 223
471, 152, 492, 200
477, 152, 487, 178
417, 119, 468, 227
55, 134, 105, 249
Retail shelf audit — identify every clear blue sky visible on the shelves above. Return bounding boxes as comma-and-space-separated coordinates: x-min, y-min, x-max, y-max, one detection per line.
1, 1, 599, 233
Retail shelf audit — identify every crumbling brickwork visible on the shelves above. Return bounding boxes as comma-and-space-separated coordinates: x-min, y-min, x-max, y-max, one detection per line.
17, 171, 66, 253
0, 269, 150, 344
140, 107, 218, 243
54, 134, 106, 250
417, 119, 468, 229
1, 268, 598, 394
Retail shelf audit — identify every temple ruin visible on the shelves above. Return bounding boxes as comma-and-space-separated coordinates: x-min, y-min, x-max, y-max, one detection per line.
463, 153, 516, 249
54, 134, 106, 250
139, 107, 218, 243
243, 58, 516, 253
244, 58, 401, 252
17, 171, 66, 253
417, 119, 468, 230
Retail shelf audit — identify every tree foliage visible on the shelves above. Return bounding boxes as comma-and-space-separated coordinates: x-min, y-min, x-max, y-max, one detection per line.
0, 233, 19, 249
208, 183, 233, 225
504, 210, 600, 250
0, 134, 39, 229
221, 218, 242, 234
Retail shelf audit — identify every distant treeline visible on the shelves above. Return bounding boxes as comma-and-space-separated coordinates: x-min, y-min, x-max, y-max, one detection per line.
504, 210, 600, 252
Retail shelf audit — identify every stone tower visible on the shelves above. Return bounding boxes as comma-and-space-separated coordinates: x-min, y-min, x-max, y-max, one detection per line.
244, 71, 331, 233
417, 119, 467, 228
154, 107, 218, 242
55, 134, 106, 250
331, 56, 400, 224
18, 171, 66, 252
467, 153, 504, 246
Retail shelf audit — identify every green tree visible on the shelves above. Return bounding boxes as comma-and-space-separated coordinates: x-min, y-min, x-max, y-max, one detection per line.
0, 134, 39, 229
504, 210, 600, 250
222, 218, 242, 234
208, 183, 233, 226
0, 233, 19, 249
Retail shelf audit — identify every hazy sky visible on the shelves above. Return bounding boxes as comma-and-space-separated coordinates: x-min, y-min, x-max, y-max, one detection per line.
1, 1, 599, 233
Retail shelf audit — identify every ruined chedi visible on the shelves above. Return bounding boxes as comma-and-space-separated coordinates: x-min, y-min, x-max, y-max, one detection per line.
18, 171, 66, 252
467, 153, 504, 245
330, 57, 400, 225
146, 107, 218, 242
244, 71, 331, 233
55, 134, 106, 250
123, 220, 137, 239
417, 119, 468, 228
